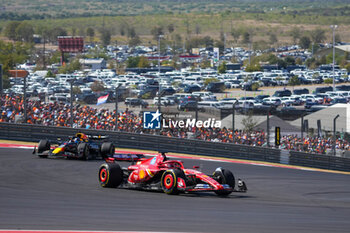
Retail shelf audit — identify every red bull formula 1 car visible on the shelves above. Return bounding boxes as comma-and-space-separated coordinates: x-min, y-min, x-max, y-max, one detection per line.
34, 133, 144, 161
98, 152, 247, 196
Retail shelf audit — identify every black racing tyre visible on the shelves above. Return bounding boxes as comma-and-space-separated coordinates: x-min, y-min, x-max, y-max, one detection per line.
213, 168, 235, 196
101, 142, 115, 158
161, 169, 186, 195
77, 143, 90, 160
99, 163, 123, 188
38, 139, 50, 158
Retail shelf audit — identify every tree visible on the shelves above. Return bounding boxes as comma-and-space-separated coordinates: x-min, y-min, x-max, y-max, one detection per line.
78, 28, 86, 37
242, 31, 251, 44
4, 21, 20, 41
137, 56, 150, 68
100, 29, 111, 47
0, 40, 33, 82
15, 22, 34, 43
326, 51, 342, 65
126, 56, 140, 68
335, 34, 341, 43
86, 27, 95, 42
90, 81, 105, 92
120, 26, 125, 36
58, 59, 81, 74
184, 19, 191, 37
344, 63, 350, 73
45, 70, 54, 78
299, 36, 311, 49
186, 37, 213, 52
266, 54, 278, 64
288, 76, 300, 86
251, 82, 259, 91
173, 34, 182, 49
127, 27, 136, 38
295, 57, 303, 65
71, 27, 77, 36
285, 56, 296, 66
195, 24, 201, 35
220, 31, 225, 43
310, 28, 326, 43
200, 58, 211, 69
2, 76, 11, 89
245, 63, 261, 72
253, 40, 269, 51
277, 58, 287, 69
231, 28, 241, 44
289, 27, 301, 44
167, 24, 175, 34
73, 86, 82, 94
269, 33, 278, 45
203, 36, 214, 47
324, 78, 333, 84
204, 78, 219, 87
151, 26, 163, 40
242, 114, 258, 132
129, 36, 141, 47
218, 62, 227, 74
48, 27, 67, 42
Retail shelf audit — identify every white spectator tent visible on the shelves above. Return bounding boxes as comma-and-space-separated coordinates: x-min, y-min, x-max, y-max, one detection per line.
291, 104, 349, 133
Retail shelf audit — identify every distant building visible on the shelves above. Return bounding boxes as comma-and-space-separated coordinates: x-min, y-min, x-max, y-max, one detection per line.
315, 45, 350, 60
291, 104, 349, 133
79, 58, 106, 70
225, 63, 241, 71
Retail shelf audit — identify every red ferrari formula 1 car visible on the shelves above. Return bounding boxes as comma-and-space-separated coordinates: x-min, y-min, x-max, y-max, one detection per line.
98, 152, 247, 196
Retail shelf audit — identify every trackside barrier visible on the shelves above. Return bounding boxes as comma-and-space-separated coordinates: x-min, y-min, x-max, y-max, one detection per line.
0, 123, 280, 160
289, 151, 350, 172
0, 122, 350, 172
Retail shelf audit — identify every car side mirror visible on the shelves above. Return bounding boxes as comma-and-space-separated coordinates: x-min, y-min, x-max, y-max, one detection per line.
193, 166, 200, 169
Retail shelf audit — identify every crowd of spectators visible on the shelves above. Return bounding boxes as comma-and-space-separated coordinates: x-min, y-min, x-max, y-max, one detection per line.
1, 94, 350, 155
279, 135, 350, 154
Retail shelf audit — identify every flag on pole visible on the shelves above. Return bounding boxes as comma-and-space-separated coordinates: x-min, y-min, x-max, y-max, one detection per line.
97, 94, 109, 105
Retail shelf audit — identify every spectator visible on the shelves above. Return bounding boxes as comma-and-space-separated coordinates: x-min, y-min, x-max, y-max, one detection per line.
1, 94, 349, 155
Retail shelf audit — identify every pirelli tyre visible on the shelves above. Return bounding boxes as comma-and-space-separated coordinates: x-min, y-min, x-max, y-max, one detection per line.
78, 143, 90, 160
99, 163, 123, 188
161, 169, 186, 195
101, 142, 115, 159
37, 139, 50, 158
213, 168, 235, 196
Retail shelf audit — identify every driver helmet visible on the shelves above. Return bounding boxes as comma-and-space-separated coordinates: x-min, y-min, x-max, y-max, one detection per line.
76, 133, 88, 140
161, 152, 167, 161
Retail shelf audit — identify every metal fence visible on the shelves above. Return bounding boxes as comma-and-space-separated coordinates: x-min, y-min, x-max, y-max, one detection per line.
0, 122, 349, 172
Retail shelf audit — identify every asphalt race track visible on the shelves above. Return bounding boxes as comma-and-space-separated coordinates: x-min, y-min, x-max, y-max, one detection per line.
1, 148, 350, 233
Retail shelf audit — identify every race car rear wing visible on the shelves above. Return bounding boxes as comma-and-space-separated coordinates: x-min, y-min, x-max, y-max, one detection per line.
88, 135, 109, 140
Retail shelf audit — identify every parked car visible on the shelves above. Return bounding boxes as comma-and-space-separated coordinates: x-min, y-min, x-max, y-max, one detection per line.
184, 84, 201, 93
254, 95, 270, 103
206, 82, 225, 93
160, 87, 176, 96
314, 86, 333, 94
262, 97, 282, 107
178, 100, 203, 111
192, 91, 216, 101
153, 97, 172, 106
293, 88, 309, 95
331, 97, 347, 104
125, 98, 148, 107
197, 101, 223, 109
273, 89, 292, 97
